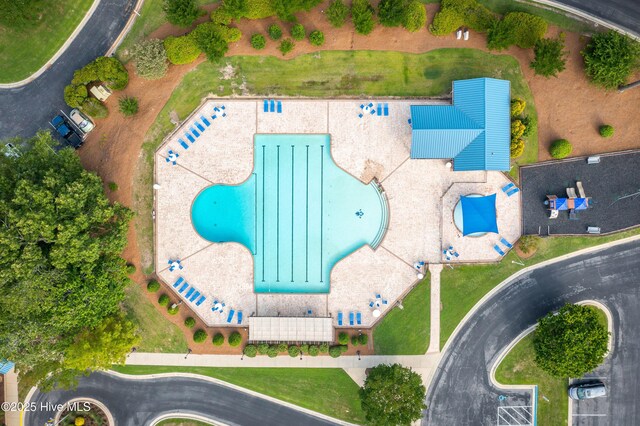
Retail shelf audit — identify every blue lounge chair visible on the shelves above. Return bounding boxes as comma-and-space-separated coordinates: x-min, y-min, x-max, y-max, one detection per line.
377, 104, 382, 116
195, 295, 206, 306
178, 138, 189, 149
173, 277, 184, 288
408, 118, 412, 125
190, 126, 200, 138
382, 299, 388, 305
507, 187, 520, 197
178, 282, 189, 293
227, 309, 235, 323
263, 100, 269, 112
360, 104, 365, 109
337, 311, 343, 326
349, 312, 355, 326
277, 101, 282, 113
376, 293, 381, 299
358, 113, 363, 118
500, 237, 513, 248
369, 301, 374, 308
368, 102, 374, 108
270, 99, 275, 112
493, 244, 506, 256
221, 105, 225, 110
189, 291, 200, 302
501, 182, 515, 193
383, 103, 389, 116
186, 133, 195, 143
237, 311, 243, 324
201, 115, 211, 126
370, 108, 376, 115
195, 121, 205, 132
185, 287, 194, 298
357, 312, 362, 325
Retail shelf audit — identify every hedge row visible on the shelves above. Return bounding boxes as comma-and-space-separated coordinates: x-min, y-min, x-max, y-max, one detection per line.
244, 342, 349, 358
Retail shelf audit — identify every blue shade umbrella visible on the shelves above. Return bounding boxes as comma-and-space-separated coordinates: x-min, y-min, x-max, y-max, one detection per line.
460, 194, 499, 236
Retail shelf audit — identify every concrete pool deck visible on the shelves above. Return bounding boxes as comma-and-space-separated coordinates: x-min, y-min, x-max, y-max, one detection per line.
154, 99, 522, 328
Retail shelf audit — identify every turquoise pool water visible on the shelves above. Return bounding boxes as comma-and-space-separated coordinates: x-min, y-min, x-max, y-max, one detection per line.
191, 134, 387, 293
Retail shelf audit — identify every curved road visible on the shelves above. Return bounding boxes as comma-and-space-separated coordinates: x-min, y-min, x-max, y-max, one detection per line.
25, 372, 340, 426
424, 239, 640, 425
0, 0, 135, 140
552, 0, 640, 37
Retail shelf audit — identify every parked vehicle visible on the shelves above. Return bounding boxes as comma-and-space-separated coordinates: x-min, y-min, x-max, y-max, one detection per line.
69, 109, 95, 134
50, 115, 83, 149
569, 382, 606, 400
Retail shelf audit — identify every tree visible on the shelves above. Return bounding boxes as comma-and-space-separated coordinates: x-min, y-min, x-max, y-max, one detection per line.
360, 364, 426, 425
582, 30, 640, 89
193, 329, 208, 343
487, 12, 547, 51
72, 57, 129, 90
192, 22, 230, 61
531, 37, 567, 77
131, 39, 168, 80
291, 23, 306, 41
118, 96, 139, 117
251, 33, 266, 49
64, 314, 139, 372
220, 0, 247, 20
352, 0, 375, 35
326, 0, 349, 28
549, 139, 572, 159
64, 84, 88, 109
164, 35, 201, 65
0, 132, 132, 388
403, 1, 426, 32
431, 0, 496, 34
378, 0, 407, 27
430, 8, 464, 36
272, 0, 322, 22
146, 280, 160, 292
533, 304, 609, 377
309, 30, 325, 46
163, 0, 201, 27
338, 332, 349, 345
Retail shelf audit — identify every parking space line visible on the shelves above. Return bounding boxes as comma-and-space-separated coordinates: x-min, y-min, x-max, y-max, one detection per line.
572, 414, 607, 416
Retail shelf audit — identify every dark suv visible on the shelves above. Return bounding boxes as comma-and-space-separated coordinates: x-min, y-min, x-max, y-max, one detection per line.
50, 115, 83, 149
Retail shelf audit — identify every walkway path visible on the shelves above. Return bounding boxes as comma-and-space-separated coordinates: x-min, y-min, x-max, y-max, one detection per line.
427, 264, 442, 354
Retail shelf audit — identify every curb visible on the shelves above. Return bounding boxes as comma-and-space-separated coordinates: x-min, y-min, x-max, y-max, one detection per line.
0, 0, 102, 89
106, 0, 145, 57
150, 413, 223, 425
53, 397, 115, 426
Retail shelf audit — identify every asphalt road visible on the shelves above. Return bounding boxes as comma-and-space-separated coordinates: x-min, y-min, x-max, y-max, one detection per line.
0, 0, 136, 140
24, 372, 340, 426
553, 0, 640, 36
424, 239, 640, 425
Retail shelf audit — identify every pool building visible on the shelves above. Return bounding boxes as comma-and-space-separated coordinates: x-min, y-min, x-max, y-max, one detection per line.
154, 78, 522, 336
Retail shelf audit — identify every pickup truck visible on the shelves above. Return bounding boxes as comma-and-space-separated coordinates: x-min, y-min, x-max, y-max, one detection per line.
50, 115, 83, 149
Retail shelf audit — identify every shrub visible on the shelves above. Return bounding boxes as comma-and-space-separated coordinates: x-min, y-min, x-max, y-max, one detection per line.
518, 235, 540, 254
167, 304, 179, 315
510, 98, 526, 117
268, 24, 282, 40
163, 0, 201, 27
549, 139, 572, 159
510, 139, 525, 158
64, 84, 88, 108
213, 333, 225, 346
599, 124, 614, 138
277, 342, 288, 352
192, 22, 230, 61
351, 335, 359, 345
308, 345, 319, 356
531, 37, 568, 77
118, 96, 139, 117
329, 345, 343, 358
244, 344, 257, 357
211, 8, 233, 25
300, 343, 309, 354
146, 280, 160, 292
158, 294, 170, 306
511, 120, 526, 139
288, 345, 300, 357
272, 0, 323, 22
309, 30, 325, 46
80, 98, 108, 119
243, 0, 277, 19
251, 33, 266, 49
193, 329, 208, 343
319, 342, 329, 353
257, 343, 269, 354
224, 27, 243, 43
358, 333, 369, 345
291, 23, 305, 41
219, 0, 247, 20
378, 0, 407, 27
279, 38, 294, 56
108, 181, 118, 191
228, 332, 242, 346
521, 115, 536, 137
164, 35, 201, 65
430, 8, 464, 36
338, 332, 349, 345
403, 1, 426, 32
184, 317, 196, 328
352, 0, 375, 35
75, 417, 85, 426
433, 0, 496, 34
72, 57, 129, 90
267, 345, 279, 357
326, 0, 349, 28
487, 12, 547, 51
582, 30, 640, 89
131, 39, 168, 80
126, 263, 136, 274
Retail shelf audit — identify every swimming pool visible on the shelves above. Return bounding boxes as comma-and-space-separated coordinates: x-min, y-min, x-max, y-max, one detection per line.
191, 134, 388, 293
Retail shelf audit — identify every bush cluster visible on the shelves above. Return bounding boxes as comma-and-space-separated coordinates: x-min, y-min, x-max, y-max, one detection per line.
213, 333, 225, 346
80, 98, 109, 119
549, 139, 572, 159
184, 317, 196, 328
288, 345, 300, 357
228, 331, 242, 346
257, 343, 269, 354
352, 0, 375, 35
430, 0, 496, 35
267, 345, 279, 357
244, 344, 258, 357
403, 1, 427, 33
216, 0, 321, 22
193, 329, 208, 343
131, 39, 168, 80
510, 98, 526, 117
319, 342, 329, 353
308, 345, 319, 356
338, 332, 349, 345
329, 345, 348, 358
378, 0, 426, 32
251, 33, 267, 49
164, 35, 202, 65
582, 30, 640, 89
146, 280, 160, 292
487, 12, 547, 51
192, 22, 232, 61
509, 98, 529, 158
326, 0, 349, 28
164, 0, 202, 27
63, 84, 88, 109
309, 30, 325, 46
599, 124, 614, 138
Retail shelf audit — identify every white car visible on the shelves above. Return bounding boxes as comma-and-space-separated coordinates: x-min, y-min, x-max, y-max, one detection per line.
70, 109, 95, 134
569, 382, 607, 400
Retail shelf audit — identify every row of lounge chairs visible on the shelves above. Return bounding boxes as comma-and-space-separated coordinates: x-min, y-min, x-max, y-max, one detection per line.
177, 105, 227, 150
211, 299, 244, 324
358, 102, 389, 118
501, 182, 520, 197
493, 237, 513, 256
173, 277, 207, 306
263, 99, 282, 113
337, 311, 362, 326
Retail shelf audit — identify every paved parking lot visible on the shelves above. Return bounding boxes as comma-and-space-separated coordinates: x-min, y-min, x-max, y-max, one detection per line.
570, 366, 612, 425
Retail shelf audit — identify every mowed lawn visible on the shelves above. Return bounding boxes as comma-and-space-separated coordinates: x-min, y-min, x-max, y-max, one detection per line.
0, 0, 93, 83
112, 365, 365, 423
495, 307, 608, 426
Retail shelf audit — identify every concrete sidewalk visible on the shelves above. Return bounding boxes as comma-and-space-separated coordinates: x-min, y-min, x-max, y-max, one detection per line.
427, 264, 443, 353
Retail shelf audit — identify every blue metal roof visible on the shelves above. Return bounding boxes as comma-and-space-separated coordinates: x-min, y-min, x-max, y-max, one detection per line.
410, 78, 511, 171
0, 359, 14, 374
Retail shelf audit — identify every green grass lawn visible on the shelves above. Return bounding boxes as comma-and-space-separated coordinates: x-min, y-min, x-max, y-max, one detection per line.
122, 280, 188, 353
373, 275, 430, 354
112, 365, 365, 423
134, 48, 535, 272
0, 0, 93, 83
495, 306, 608, 426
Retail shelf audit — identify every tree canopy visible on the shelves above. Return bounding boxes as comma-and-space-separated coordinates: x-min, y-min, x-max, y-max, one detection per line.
359, 363, 426, 425
531, 37, 567, 77
192, 22, 231, 61
582, 30, 640, 89
0, 132, 134, 389
533, 304, 609, 377
163, 0, 202, 27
